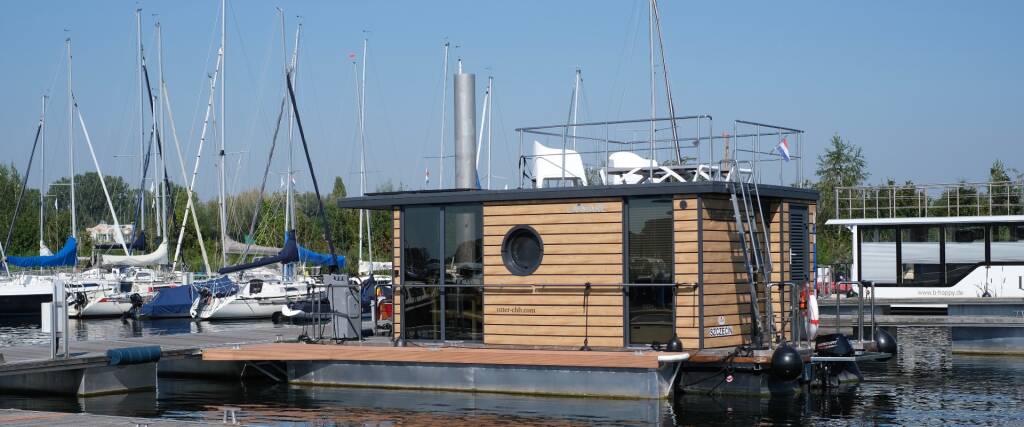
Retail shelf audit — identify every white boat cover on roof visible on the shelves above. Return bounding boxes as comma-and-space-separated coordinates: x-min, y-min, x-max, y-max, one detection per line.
223, 235, 281, 256
100, 240, 169, 267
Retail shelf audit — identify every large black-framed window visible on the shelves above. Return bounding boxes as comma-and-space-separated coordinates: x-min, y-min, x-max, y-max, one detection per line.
945, 224, 986, 285
401, 206, 443, 340
861, 222, 1024, 287
443, 204, 484, 341
624, 196, 675, 346
900, 226, 942, 286
401, 204, 483, 342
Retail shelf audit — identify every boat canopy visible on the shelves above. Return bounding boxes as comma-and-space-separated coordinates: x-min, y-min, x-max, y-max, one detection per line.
139, 283, 198, 318
138, 276, 238, 318
99, 239, 169, 267
6, 236, 77, 268
289, 233, 345, 268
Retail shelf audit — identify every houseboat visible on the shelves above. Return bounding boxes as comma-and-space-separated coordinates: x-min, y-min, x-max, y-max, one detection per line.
204, 72, 894, 398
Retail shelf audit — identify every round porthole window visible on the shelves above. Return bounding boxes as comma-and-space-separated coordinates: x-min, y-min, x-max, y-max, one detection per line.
501, 225, 544, 276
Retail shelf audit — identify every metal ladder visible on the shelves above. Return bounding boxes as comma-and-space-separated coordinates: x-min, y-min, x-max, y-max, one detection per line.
727, 166, 776, 349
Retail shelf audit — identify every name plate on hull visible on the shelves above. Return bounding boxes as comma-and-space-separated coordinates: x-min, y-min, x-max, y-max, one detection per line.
706, 326, 735, 337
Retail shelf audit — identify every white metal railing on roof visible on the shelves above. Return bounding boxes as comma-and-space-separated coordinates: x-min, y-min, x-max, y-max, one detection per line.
514, 116, 806, 189
835, 181, 1024, 220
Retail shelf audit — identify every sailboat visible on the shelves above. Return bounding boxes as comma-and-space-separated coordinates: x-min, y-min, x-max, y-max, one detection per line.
0, 42, 80, 317
70, 12, 175, 318
199, 11, 342, 320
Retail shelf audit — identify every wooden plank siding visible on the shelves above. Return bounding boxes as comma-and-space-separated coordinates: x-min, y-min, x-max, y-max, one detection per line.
673, 195, 700, 349
689, 195, 801, 349
482, 199, 624, 348
393, 208, 401, 338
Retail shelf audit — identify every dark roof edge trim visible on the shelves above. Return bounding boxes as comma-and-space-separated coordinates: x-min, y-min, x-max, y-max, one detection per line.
338, 182, 818, 210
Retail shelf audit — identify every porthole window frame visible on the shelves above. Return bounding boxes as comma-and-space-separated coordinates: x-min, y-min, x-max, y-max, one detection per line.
501, 225, 544, 276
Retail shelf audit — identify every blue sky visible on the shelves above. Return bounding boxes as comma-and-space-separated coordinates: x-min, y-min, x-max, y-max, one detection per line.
1, 1, 1021, 199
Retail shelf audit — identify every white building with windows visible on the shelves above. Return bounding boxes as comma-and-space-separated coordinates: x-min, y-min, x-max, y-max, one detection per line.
826, 181, 1024, 299
86, 222, 135, 245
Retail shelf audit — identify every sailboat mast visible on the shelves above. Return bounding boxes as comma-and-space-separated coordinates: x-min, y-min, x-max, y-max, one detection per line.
290, 23, 301, 233
651, 0, 680, 163
438, 41, 449, 190
67, 38, 76, 240
571, 68, 580, 151
39, 95, 47, 252
647, 0, 656, 166
137, 8, 146, 235
357, 38, 368, 269
279, 9, 290, 233
486, 76, 493, 190
157, 20, 168, 241
218, 0, 228, 267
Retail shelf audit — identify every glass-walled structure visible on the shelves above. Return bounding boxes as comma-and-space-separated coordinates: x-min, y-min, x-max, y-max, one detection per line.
859, 222, 1024, 287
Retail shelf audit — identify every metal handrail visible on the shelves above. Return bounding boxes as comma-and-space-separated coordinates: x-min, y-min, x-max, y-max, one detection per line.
835, 180, 1024, 220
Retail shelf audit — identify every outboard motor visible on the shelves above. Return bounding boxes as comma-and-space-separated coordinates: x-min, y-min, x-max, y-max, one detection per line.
771, 344, 804, 381
73, 292, 88, 311
122, 293, 145, 322
874, 328, 898, 360
814, 333, 854, 357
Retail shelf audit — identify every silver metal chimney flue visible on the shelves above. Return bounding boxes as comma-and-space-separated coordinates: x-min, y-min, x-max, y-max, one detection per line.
454, 71, 478, 189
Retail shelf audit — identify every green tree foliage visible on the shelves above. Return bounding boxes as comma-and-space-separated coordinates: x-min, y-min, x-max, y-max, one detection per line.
1, 168, 392, 274
814, 134, 868, 265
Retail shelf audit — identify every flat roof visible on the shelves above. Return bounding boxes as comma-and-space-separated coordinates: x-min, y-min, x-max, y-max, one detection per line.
338, 181, 818, 209
826, 215, 1024, 226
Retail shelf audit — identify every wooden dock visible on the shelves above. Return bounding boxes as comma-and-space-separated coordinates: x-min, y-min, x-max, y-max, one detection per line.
0, 409, 212, 426
0, 325, 302, 396
0, 325, 301, 376
203, 342, 664, 369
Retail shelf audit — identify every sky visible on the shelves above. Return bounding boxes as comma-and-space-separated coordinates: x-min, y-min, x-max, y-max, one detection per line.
1, 0, 1022, 200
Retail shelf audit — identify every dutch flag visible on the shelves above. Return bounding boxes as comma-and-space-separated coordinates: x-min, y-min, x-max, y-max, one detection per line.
776, 138, 791, 162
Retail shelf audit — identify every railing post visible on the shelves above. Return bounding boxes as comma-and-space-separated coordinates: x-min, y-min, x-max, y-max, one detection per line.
869, 281, 876, 342
857, 281, 864, 344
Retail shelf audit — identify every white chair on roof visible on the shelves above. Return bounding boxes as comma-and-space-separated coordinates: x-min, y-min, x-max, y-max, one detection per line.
607, 151, 658, 185
532, 141, 588, 188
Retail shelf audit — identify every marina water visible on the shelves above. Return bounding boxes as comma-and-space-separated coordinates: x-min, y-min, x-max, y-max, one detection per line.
1, 321, 1022, 426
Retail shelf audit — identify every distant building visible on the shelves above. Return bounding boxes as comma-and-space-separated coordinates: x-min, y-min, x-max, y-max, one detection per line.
86, 222, 134, 245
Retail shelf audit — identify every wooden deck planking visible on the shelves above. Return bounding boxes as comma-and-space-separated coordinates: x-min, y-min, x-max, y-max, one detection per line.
0, 326, 300, 374
202, 342, 662, 369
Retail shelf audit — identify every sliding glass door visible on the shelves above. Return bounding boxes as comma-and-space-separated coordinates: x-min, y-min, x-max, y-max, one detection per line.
402, 204, 483, 342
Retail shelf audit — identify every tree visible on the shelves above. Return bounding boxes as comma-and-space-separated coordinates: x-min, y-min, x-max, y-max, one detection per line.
814, 134, 868, 265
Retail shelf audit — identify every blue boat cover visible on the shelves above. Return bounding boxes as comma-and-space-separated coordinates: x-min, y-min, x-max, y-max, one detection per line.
6, 236, 77, 268
139, 277, 239, 317
139, 283, 197, 317
286, 233, 345, 267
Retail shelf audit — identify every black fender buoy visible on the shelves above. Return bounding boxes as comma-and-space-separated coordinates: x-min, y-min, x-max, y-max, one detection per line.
771, 345, 804, 381
666, 335, 684, 352
875, 328, 898, 359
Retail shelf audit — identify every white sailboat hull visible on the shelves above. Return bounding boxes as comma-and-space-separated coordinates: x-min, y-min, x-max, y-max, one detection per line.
196, 295, 291, 319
